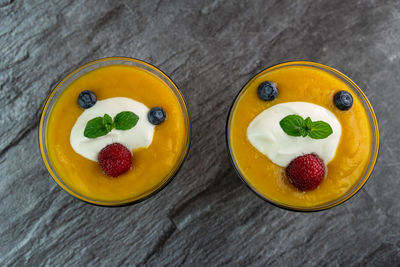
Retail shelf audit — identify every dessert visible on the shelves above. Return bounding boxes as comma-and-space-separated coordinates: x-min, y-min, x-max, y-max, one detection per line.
227, 61, 379, 210
40, 58, 190, 205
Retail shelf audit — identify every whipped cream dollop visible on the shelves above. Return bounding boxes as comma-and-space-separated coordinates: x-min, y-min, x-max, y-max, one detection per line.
70, 97, 155, 161
247, 102, 342, 167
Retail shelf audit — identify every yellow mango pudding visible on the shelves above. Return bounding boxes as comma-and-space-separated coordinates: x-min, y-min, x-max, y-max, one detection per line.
227, 61, 379, 211
39, 57, 190, 206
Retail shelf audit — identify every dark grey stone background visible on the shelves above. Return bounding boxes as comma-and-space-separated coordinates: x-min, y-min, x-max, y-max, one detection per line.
1, 0, 399, 266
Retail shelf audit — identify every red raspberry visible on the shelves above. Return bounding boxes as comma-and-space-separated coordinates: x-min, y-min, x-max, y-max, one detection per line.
285, 153, 325, 191
98, 143, 132, 177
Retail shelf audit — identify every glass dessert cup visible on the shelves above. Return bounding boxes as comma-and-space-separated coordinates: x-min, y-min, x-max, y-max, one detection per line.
39, 57, 191, 206
226, 61, 379, 212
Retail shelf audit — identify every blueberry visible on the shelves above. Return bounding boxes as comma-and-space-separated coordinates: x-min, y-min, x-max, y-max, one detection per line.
257, 81, 278, 101
148, 107, 166, 125
78, 90, 97, 109
334, 91, 353, 110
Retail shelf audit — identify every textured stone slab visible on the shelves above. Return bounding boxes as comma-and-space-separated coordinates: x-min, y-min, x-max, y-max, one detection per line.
0, 0, 399, 266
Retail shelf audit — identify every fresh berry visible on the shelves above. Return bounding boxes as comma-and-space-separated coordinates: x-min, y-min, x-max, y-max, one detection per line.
148, 107, 166, 125
78, 90, 97, 109
257, 81, 278, 101
285, 153, 325, 191
98, 143, 132, 177
334, 91, 353, 110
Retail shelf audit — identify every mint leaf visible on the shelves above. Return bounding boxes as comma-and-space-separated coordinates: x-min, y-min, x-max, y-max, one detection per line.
309, 121, 333, 139
84, 116, 110, 138
302, 117, 312, 137
83, 111, 139, 139
304, 117, 312, 130
104, 114, 112, 125
103, 114, 113, 132
279, 115, 305, 137
114, 111, 139, 130
300, 127, 308, 137
280, 114, 333, 139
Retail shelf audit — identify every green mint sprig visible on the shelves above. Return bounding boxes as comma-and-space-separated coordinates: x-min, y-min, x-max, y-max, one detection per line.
279, 115, 333, 139
84, 111, 139, 139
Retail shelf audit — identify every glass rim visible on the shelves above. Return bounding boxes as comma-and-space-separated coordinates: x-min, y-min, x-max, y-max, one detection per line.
226, 60, 380, 212
38, 56, 191, 207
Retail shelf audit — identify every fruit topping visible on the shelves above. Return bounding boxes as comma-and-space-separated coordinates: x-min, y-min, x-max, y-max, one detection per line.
257, 81, 278, 101
148, 107, 166, 125
334, 91, 353, 110
98, 143, 132, 177
285, 153, 325, 191
78, 90, 97, 109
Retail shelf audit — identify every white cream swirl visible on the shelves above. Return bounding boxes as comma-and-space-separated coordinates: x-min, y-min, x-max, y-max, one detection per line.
70, 97, 155, 161
247, 102, 342, 167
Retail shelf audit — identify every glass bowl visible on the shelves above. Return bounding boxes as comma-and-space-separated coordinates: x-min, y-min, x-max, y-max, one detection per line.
39, 57, 191, 206
226, 61, 379, 212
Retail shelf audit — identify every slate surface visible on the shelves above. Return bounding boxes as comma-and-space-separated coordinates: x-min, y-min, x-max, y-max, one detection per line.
1, 0, 399, 266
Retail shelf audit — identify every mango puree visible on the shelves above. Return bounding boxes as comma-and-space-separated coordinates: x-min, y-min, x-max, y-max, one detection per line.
47, 65, 187, 202
230, 65, 372, 208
